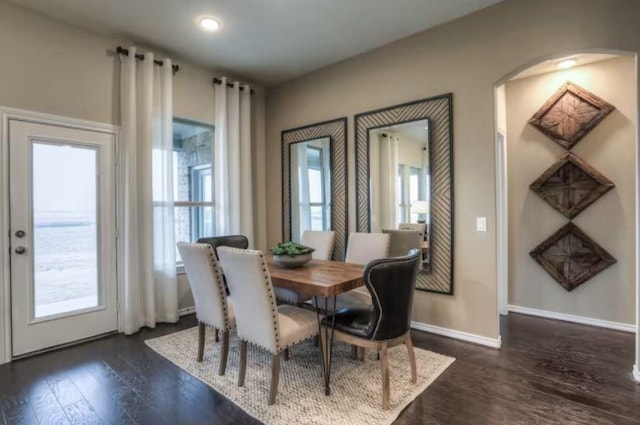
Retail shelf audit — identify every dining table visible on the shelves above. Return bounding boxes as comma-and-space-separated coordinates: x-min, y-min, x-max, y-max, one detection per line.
265, 255, 364, 396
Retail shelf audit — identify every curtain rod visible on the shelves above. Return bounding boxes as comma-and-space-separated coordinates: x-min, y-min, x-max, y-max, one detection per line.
212, 77, 255, 95
116, 46, 180, 74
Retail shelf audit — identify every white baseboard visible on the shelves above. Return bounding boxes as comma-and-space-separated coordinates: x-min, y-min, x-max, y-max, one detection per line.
634, 365, 640, 383
178, 306, 196, 317
411, 321, 501, 349
508, 305, 636, 333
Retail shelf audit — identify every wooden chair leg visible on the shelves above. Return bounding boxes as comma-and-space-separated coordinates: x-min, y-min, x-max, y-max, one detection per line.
238, 340, 247, 387
197, 322, 205, 362
215, 328, 220, 343
351, 345, 358, 360
380, 343, 390, 410
359, 347, 366, 361
268, 353, 281, 405
284, 348, 290, 361
219, 331, 230, 376
405, 334, 417, 384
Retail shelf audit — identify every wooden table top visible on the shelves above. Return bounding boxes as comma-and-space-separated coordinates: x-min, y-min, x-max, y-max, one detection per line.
266, 255, 364, 298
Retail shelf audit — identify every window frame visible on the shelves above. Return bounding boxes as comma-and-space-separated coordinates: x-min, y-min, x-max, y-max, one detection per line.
172, 118, 215, 270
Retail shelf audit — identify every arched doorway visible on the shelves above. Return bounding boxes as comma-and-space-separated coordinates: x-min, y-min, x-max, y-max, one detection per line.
493, 49, 639, 382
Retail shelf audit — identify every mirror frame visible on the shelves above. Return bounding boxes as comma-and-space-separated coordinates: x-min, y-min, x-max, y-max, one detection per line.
282, 117, 348, 261
355, 94, 454, 295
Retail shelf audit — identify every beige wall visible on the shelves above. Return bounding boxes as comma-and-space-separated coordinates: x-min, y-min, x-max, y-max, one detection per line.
0, 1, 267, 311
506, 57, 636, 324
265, 0, 640, 351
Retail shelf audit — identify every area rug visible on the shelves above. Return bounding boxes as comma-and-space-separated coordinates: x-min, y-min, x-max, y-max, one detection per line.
145, 327, 454, 425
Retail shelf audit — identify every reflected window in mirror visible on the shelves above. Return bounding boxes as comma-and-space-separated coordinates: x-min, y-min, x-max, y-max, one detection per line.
355, 94, 453, 293
290, 137, 331, 242
369, 119, 431, 269
369, 120, 430, 232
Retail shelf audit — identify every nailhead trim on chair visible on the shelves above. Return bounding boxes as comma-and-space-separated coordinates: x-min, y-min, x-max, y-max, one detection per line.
197, 243, 233, 332
218, 247, 283, 354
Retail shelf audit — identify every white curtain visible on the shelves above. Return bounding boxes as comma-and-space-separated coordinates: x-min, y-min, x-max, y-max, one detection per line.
379, 133, 399, 229
214, 78, 254, 245
120, 47, 178, 335
370, 132, 398, 231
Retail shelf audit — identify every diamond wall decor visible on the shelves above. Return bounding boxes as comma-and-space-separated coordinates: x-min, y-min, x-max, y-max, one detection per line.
530, 152, 614, 219
530, 222, 616, 292
528, 81, 615, 149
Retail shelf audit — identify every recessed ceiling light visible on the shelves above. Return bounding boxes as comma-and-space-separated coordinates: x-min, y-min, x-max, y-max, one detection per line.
199, 17, 221, 32
556, 59, 577, 69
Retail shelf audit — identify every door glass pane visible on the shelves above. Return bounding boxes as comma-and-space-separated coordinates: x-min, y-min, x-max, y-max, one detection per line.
32, 142, 99, 318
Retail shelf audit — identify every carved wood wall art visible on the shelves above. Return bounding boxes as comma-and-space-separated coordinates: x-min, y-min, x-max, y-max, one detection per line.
528, 81, 615, 149
530, 223, 616, 292
530, 152, 615, 219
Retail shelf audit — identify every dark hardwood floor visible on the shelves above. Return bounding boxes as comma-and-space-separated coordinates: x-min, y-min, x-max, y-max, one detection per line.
1, 313, 638, 424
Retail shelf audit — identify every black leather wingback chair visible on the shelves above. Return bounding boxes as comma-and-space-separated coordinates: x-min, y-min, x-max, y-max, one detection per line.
197, 235, 248, 259
322, 249, 420, 410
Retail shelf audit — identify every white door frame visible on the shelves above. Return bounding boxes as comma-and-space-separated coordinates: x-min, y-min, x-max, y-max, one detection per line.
493, 49, 639, 382
0, 107, 120, 364
495, 129, 508, 316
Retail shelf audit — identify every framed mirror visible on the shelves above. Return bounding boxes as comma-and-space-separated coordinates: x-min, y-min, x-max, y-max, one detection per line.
282, 118, 348, 260
355, 94, 454, 294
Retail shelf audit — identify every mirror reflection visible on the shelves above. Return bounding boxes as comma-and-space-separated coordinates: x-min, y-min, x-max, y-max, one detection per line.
368, 119, 431, 269
290, 137, 332, 242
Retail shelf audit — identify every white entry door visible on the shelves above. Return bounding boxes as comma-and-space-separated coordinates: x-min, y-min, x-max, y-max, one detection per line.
9, 120, 118, 357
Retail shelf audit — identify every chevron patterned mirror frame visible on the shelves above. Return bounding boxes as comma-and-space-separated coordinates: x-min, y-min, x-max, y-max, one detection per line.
281, 117, 348, 261
355, 94, 454, 294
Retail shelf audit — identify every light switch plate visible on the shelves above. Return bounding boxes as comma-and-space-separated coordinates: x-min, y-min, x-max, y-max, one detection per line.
476, 217, 487, 232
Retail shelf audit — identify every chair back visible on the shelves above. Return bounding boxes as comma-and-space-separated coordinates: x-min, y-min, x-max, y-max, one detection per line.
398, 223, 426, 240
177, 242, 231, 330
345, 232, 390, 265
216, 247, 281, 353
382, 229, 421, 257
363, 249, 420, 341
197, 235, 249, 260
301, 230, 335, 260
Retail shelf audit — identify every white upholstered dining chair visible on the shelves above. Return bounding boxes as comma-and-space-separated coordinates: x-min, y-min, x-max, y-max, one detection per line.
333, 232, 391, 311
345, 232, 390, 265
177, 242, 235, 376
216, 247, 319, 405
383, 229, 421, 258
301, 230, 335, 261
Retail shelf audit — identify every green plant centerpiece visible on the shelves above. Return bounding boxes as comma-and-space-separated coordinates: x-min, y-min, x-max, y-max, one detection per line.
270, 241, 315, 268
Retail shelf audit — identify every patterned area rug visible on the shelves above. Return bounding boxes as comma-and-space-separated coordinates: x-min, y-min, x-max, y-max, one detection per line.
145, 327, 454, 425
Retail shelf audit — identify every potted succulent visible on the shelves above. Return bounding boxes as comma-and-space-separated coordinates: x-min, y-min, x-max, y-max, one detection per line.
270, 241, 315, 268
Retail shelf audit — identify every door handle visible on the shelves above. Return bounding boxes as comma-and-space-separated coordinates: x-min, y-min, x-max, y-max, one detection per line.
14, 246, 26, 255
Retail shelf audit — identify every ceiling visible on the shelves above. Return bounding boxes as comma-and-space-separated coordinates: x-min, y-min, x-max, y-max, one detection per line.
9, 0, 504, 86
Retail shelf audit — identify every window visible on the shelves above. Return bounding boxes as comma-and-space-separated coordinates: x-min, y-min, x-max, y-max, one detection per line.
172, 119, 214, 263
306, 146, 329, 231
397, 165, 424, 225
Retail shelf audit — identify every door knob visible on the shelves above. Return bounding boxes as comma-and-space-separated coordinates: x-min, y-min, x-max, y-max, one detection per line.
14, 246, 26, 255
15, 230, 25, 238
